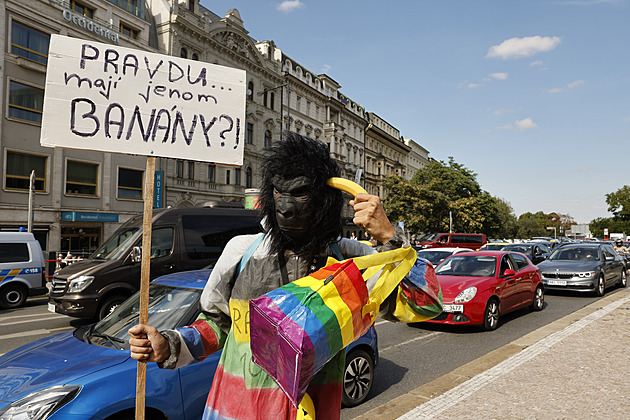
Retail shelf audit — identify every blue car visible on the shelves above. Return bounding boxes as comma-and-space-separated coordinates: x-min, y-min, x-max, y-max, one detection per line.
0, 270, 378, 418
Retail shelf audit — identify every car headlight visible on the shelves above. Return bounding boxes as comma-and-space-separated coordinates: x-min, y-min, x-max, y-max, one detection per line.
0, 385, 81, 419
575, 271, 596, 278
67, 275, 94, 293
454, 287, 477, 303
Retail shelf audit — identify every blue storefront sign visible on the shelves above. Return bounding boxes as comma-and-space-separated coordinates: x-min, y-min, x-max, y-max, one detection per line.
62, 212, 119, 222
154, 170, 163, 209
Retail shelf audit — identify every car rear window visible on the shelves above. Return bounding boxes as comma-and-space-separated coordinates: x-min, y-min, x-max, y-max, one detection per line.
452, 235, 483, 244
0, 243, 30, 263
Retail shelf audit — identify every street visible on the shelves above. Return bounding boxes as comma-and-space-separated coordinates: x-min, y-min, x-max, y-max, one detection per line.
1, 288, 622, 419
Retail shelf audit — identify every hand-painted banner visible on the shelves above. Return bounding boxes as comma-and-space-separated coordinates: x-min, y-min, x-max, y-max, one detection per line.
41, 35, 246, 165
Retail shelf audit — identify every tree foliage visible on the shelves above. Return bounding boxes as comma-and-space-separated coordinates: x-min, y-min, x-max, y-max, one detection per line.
606, 185, 630, 220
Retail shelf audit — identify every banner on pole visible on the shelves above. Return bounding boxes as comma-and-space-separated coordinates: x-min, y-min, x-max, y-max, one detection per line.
41, 35, 246, 165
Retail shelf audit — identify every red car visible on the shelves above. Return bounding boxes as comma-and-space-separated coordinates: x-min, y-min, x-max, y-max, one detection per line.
425, 251, 545, 330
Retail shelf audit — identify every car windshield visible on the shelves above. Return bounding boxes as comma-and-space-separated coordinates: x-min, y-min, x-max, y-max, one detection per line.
91, 226, 140, 260
549, 247, 599, 261
482, 244, 505, 250
435, 255, 497, 277
89, 284, 201, 349
417, 250, 451, 265
502, 245, 531, 254
419, 233, 439, 242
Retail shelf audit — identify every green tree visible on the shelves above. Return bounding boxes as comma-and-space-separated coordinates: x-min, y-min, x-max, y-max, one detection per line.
493, 197, 518, 238
589, 217, 630, 238
516, 213, 547, 238
606, 186, 630, 220
411, 157, 481, 200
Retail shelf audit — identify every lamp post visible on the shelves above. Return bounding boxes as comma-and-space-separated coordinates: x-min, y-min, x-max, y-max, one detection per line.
259, 77, 291, 135
546, 226, 557, 239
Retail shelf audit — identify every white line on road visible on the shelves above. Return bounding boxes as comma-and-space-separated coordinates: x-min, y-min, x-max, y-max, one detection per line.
0, 327, 73, 341
0, 315, 68, 327
380, 331, 442, 352
0, 313, 62, 322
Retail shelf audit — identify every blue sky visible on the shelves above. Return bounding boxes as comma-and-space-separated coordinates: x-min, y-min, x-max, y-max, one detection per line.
200, 0, 629, 225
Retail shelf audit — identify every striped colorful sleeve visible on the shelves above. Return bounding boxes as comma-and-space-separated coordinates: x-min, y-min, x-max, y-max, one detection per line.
176, 313, 228, 361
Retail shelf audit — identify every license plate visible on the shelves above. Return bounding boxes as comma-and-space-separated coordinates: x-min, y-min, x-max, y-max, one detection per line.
48, 302, 56, 313
443, 304, 464, 313
548, 280, 567, 286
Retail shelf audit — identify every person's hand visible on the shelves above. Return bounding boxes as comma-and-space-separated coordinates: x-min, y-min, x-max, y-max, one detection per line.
349, 193, 395, 244
128, 324, 171, 363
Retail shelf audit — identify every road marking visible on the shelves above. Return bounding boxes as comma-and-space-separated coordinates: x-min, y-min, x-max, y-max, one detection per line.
0, 327, 73, 341
0, 313, 63, 322
398, 292, 630, 419
380, 331, 442, 352
0, 315, 68, 327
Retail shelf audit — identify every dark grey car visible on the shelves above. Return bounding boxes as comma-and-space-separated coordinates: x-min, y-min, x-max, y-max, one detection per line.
537, 243, 627, 296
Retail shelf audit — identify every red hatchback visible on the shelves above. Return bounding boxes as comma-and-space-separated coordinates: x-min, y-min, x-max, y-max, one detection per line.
425, 251, 544, 330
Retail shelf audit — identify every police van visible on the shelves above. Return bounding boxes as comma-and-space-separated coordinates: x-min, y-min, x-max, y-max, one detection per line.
0, 232, 47, 309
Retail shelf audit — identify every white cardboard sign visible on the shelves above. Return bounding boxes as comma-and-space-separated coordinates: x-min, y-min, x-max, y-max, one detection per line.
41, 35, 246, 165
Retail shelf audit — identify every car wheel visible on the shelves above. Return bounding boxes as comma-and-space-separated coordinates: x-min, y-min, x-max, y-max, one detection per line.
98, 295, 127, 320
483, 298, 500, 331
619, 270, 627, 288
0, 283, 27, 309
594, 274, 606, 297
530, 285, 544, 311
342, 348, 374, 407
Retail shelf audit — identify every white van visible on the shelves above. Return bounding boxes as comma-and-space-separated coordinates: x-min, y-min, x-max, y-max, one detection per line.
0, 232, 47, 309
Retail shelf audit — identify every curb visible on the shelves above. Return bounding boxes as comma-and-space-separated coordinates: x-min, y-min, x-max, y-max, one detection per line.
354, 288, 630, 420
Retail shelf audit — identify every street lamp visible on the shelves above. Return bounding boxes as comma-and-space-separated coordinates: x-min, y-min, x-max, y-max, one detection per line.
259, 77, 291, 134
546, 226, 557, 239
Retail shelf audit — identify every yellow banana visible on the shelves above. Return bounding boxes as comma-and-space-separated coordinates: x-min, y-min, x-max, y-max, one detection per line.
326, 177, 367, 196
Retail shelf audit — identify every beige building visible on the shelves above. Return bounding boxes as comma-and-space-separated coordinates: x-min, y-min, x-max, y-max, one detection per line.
364, 112, 411, 200
1, 0, 157, 255
403, 137, 430, 180
1, 0, 430, 255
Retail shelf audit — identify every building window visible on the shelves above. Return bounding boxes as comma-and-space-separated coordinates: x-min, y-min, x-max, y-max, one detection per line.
120, 23, 139, 40
188, 0, 195, 12
270, 92, 275, 110
315, 106, 320, 120
5, 151, 47, 191
263, 91, 268, 107
295, 96, 301, 112
176, 160, 184, 178
117, 167, 143, 199
71, 1, 94, 18
246, 123, 254, 144
191, 53, 198, 61
264, 130, 272, 149
235, 168, 241, 186
208, 164, 216, 183
10, 21, 50, 65
180, 47, 187, 58
187, 161, 194, 179
226, 169, 231, 185
66, 160, 98, 196
108, 0, 145, 20
306, 101, 311, 117
246, 167, 253, 188
8, 80, 44, 125
247, 81, 254, 100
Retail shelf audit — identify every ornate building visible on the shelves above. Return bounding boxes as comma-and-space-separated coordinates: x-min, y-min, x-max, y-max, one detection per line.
403, 138, 430, 180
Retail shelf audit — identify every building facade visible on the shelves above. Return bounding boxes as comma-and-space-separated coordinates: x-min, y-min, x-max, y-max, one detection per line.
403, 138, 430, 180
1, 0, 431, 255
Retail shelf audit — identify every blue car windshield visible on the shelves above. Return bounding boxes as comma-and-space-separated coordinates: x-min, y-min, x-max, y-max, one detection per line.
91, 285, 201, 348
435, 255, 497, 277
417, 250, 451, 265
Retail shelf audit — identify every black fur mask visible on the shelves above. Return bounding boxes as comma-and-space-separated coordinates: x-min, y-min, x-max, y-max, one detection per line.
259, 132, 343, 257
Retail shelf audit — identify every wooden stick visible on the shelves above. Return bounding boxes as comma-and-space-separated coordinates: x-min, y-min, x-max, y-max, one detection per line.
135, 156, 156, 420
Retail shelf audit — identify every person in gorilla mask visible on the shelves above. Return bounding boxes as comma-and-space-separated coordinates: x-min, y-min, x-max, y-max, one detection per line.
129, 132, 407, 420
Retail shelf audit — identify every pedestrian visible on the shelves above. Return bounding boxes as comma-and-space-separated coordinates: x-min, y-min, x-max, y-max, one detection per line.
128, 133, 435, 420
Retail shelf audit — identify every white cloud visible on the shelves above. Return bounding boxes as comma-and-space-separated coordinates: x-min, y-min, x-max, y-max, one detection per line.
486, 36, 562, 59
468, 83, 483, 88
497, 123, 514, 130
493, 108, 513, 115
545, 87, 563, 94
489, 72, 509, 80
277, 0, 304, 13
320, 64, 331, 73
530, 60, 544, 66
515, 117, 538, 131
568, 80, 586, 88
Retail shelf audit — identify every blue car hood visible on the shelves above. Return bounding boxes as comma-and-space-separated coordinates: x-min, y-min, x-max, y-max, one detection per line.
0, 331, 129, 402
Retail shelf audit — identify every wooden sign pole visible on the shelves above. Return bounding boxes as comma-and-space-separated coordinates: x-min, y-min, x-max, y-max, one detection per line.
135, 156, 156, 420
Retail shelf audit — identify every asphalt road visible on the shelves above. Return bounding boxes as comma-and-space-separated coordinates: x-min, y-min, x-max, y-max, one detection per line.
0, 288, 624, 419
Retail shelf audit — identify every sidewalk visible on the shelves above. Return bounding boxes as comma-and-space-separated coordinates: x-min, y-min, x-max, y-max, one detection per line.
357, 288, 630, 420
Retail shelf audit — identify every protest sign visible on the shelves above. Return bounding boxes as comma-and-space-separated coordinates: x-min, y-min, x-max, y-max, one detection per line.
41, 34, 246, 165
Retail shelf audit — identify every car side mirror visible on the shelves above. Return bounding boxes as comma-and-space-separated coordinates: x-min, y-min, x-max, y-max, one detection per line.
503, 269, 516, 277
131, 246, 142, 263
605, 255, 615, 262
